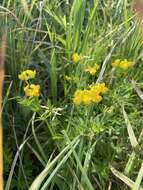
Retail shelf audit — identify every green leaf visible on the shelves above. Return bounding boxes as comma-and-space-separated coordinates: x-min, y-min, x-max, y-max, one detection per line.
17, 97, 41, 112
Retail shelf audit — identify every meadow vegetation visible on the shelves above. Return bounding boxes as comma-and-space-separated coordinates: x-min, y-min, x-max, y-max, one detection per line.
2, 0, 143, 189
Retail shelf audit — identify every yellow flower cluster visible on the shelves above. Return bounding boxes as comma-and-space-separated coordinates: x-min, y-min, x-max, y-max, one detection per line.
24, 84, 40, 97
18, 70, 36, 80
112, 59, 133, 70
73, 83, 108, 105
18, 69, 40, 97
72, 53, 81, 63
84, 65, 100, 75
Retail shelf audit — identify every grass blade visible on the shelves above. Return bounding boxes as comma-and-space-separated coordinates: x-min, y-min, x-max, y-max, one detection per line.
132, 79, 143, 100
132, 162, 143, 190
5, 140, 27, 190
29, 136, 80, 190
41, 140, 79, 189
110, 165, 143, 190
122, 106, 139, 148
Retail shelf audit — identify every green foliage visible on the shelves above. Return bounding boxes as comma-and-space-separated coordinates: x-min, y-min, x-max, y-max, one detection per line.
2, 0, 143, 189
18, 97, 41, 112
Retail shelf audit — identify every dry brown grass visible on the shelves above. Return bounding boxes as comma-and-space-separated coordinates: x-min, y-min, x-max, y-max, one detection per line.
0, 35, 6, 190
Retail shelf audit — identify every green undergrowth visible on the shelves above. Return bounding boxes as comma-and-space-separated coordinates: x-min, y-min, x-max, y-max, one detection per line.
1, 0, 143, 189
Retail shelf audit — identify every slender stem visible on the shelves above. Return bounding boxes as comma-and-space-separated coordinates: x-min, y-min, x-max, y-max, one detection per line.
0, 34, 6, 190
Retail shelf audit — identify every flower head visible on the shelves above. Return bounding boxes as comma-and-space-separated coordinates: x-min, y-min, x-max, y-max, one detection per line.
82, 90, 93, 104
111, 59, 120, 67
90, 83, 108, 94
92, 94, 103, 104
72, 53, 81, 63
112, 59, 133, 70
24, 84, 40, 97
73, 90, 83, 105
84, 65, 100, 75
119, 60, 133, 70
73, 83, 108, 105
18, 70, 36, 81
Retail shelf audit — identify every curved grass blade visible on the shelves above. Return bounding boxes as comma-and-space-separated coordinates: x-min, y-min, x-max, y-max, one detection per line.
29, 136, 80, 190
110, 165, 143, 190
5, 140, 27, 190
41, 140, 79, 189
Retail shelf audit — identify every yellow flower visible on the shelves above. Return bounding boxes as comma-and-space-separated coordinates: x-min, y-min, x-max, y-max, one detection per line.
24, 84, 40, 97
73, 90, 83, 105
84, 65, 100, 75
119, 59, 133, 70
98, 83, 108, 93
111, 59, 120, 67
90, 83, 108, 94
72, 53, 81, 63
82, 90, 92, 104
86, 90, 103, 104
18, 70, 36, 81
112, 59, 133, 70
73, 83, 108, 105
92, 94, 103, 104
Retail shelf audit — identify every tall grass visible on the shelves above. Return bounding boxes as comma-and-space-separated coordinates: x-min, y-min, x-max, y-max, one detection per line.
1, 0, 143, 189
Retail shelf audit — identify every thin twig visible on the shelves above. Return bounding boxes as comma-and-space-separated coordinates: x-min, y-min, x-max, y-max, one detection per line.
0, 34, 6, 190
